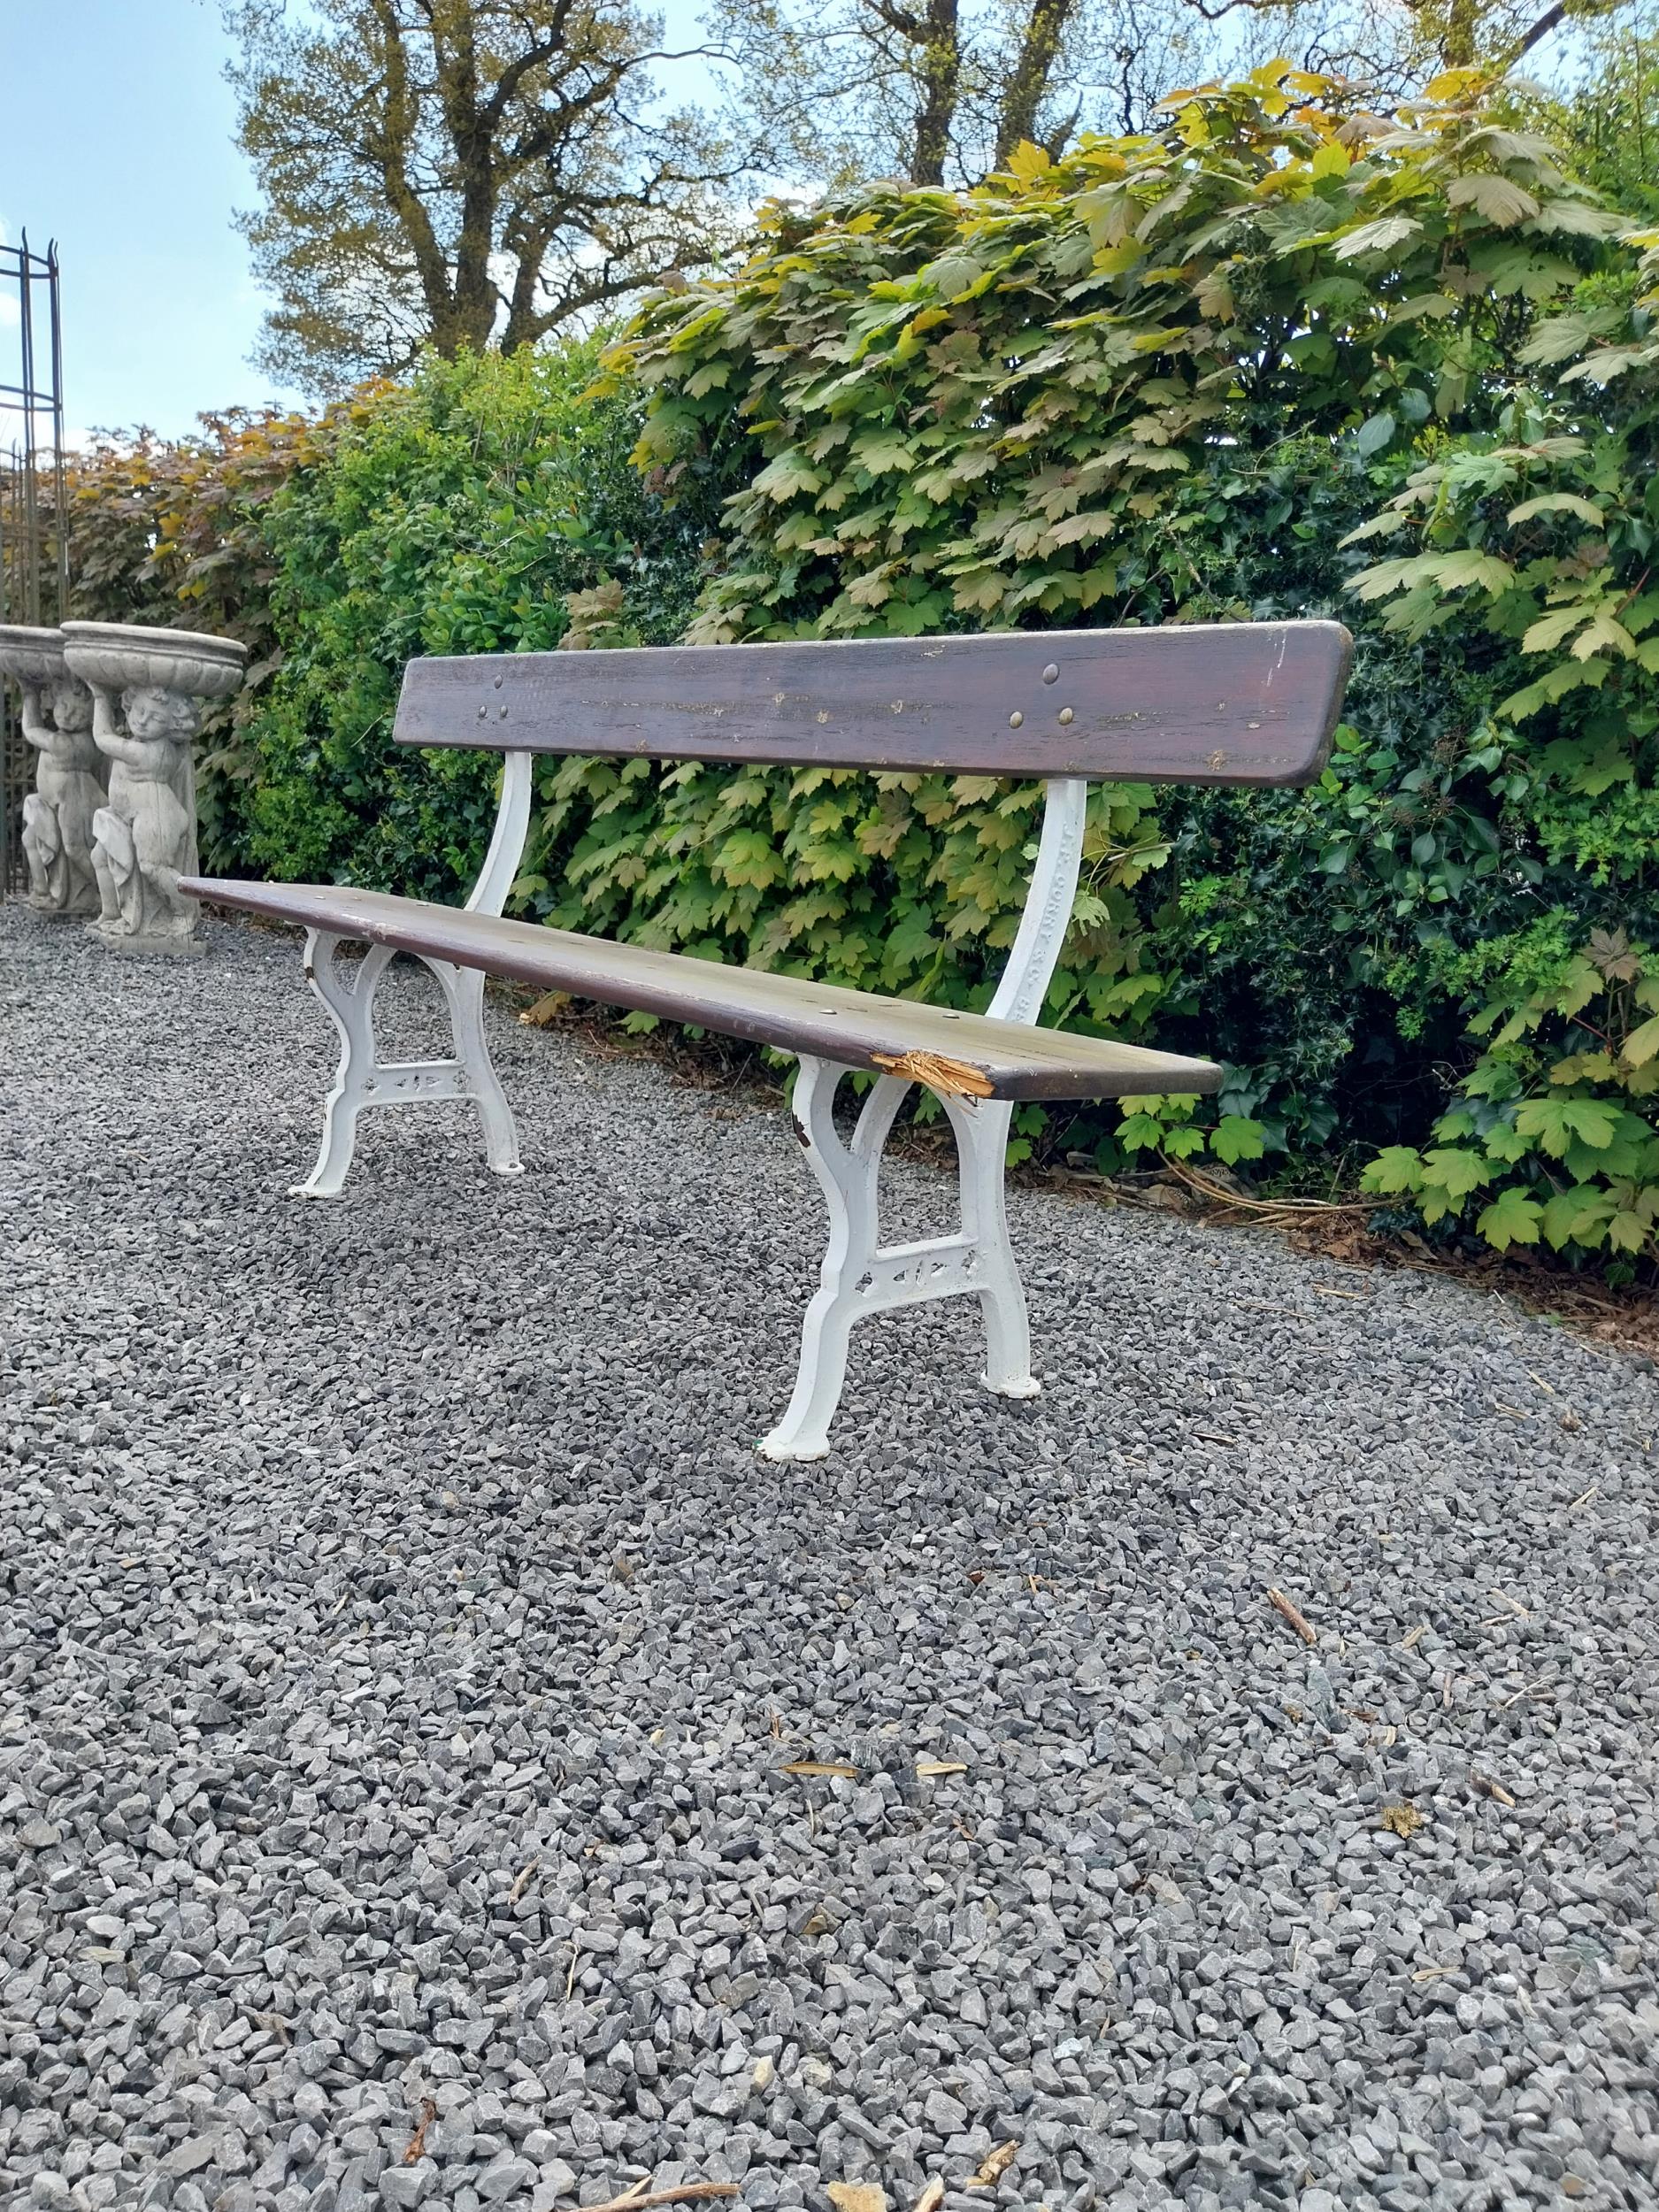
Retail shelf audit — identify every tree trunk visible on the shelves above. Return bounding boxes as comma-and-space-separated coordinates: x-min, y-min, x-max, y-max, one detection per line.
995, 0, 1077, 166
910, 0, 962, 184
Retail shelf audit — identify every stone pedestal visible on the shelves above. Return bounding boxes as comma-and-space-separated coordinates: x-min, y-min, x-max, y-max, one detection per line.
60, 622, 249, 957
0, 625, 105, 918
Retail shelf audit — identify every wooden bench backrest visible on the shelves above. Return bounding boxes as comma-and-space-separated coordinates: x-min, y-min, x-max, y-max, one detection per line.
394, 620, 1352, 787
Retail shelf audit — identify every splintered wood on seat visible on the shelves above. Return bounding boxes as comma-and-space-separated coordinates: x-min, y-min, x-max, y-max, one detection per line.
181, 618, 1353, 1461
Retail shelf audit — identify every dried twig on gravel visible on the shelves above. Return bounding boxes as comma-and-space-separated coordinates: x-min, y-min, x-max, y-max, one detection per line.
1268, 1586, 1317, 1644
402, 2099, 435, 2163
584, 2189, 739, 2212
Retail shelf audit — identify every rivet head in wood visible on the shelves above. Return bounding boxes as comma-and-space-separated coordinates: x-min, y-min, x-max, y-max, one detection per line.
1041, 664, 1059, 684
477, 705, 488, 719
1058, 706, 1074, 726
499, 705, 510, 718
1009, 710, 1024, 728
494, 675, 504, 688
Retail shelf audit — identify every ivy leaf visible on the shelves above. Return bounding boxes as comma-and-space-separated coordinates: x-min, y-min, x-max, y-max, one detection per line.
1476, 1187, 1543, 1249
1355, 411, 1395, 457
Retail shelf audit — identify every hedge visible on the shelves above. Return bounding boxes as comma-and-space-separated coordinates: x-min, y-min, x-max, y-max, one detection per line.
56, 67, 1659, 1279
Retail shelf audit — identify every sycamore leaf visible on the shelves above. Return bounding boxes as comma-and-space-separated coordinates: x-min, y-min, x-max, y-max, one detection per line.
1362, 1145, 1425, 1194
1445, 173, 1540, 227
1518, 313, 1604, 365
1622, 1013, 1659, 1068
1514, 1095, 1620, 1156
1542, 1184, 1615, 1249
1571, 608, 1638, 660
1210, 1115, 1267, 1164
1505, 493, 1604, 527
1333, 214, 1424, 260
1520, 603, 1592, 655
1418, 1146, 1488, 1199
1476, 1187, 1543, 1250
752, 451, 826, 503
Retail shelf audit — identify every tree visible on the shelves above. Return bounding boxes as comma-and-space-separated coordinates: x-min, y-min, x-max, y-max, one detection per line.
703, 0, 1212, 181
704, 0, 1637, 188
226, 0, 744, 393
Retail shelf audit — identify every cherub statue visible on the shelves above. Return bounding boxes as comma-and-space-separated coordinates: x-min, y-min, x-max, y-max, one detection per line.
19, 672, 104, 916
88, 682, 204, 953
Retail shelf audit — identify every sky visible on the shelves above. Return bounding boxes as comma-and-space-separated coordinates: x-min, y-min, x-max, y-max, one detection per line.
0, 0, 713, 446
0, 0, 308, 443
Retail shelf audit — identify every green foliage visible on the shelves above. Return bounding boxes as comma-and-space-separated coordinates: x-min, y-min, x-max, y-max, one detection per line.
1360, 921, 1659, 1269
58, 67, 1659, 1286
603, 65, 1655, 1272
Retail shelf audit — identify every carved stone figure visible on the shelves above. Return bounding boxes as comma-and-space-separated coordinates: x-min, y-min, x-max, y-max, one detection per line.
61, 622, 249, 958
0, 626, 104, 917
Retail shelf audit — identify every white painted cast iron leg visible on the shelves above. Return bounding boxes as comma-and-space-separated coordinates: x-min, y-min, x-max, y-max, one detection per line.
940, 1092, 1041, 1398
759, 1059, 910, 1463
426, 956, 523, 1178
291, 933, 395, 1199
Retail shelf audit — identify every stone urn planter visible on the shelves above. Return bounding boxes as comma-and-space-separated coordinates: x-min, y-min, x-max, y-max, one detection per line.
0, 623, 105, 918
60, 621, 249, 957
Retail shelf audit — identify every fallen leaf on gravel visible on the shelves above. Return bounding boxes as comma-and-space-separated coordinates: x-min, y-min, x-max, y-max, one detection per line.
912, 2184, 944, 2212
519, 990, 572, 1025
1380, 1804, 1423, 1839
968, 2141, 1019, 2187
781, 1761, 859, 1778
916, 1760, 968, 1777
827, 2185, 888, 2212
403, 2098, 435, 2163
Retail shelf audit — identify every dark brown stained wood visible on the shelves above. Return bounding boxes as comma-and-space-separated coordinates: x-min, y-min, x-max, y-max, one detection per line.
393, 620, 1353, 787
181, 878, 1224, 1103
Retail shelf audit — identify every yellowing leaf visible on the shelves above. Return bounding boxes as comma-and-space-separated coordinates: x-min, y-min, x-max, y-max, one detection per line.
1003, 141, 1052, 182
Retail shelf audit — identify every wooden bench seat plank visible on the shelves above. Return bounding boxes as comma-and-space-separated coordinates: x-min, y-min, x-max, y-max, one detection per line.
183, 877, 1222, 1103
395, 621, 1353, 786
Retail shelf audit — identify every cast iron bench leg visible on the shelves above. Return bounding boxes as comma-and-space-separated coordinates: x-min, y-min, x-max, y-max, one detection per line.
290, 927, 523, 1198
759, 1056, 1038, 1462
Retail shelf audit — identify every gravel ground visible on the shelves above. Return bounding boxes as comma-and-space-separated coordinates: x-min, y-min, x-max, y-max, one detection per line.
4, 896, 1659, 2212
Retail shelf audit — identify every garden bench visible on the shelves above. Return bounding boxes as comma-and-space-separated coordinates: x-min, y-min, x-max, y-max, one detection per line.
183, 621, 1351, 1459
